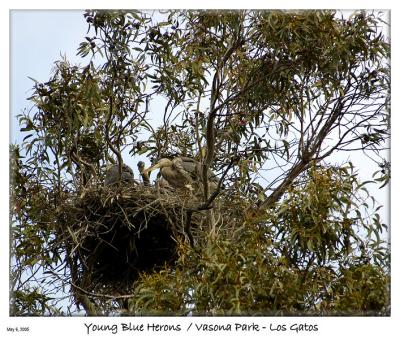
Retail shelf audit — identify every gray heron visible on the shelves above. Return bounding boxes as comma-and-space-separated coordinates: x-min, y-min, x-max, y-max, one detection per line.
142, 157, 218, 194
104, 164, 135, 186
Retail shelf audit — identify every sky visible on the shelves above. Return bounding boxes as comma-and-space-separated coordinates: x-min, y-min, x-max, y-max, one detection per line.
3, 5, 398, 338
10, 11, 89, 142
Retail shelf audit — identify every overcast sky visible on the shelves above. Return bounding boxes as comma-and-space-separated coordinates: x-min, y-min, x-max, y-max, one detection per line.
10, 11, 88, 140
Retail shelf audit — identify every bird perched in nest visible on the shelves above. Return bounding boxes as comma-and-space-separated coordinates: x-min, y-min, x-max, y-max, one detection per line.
142, 156, 218, 194
104, 164, 135, 186
137, 161, 150, 186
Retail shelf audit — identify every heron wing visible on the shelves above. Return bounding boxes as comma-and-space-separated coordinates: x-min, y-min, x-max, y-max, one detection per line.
181, 161, 199, 180
179, 156, 198, 163
171, 158, 195, 180
161, 166, 191, 188
173, 157, 220, 184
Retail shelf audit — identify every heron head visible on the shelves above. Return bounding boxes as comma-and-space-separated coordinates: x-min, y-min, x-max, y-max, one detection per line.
142, 158, 172, 174
137, 161, 145, 173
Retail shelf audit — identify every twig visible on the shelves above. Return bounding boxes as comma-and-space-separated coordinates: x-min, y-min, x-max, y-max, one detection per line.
67, 275, 136, 300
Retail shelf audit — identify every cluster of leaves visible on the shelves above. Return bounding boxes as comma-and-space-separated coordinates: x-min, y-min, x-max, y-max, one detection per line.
10, 145, 68, 316
10, 288, 62, 316
273, 164, 388, 266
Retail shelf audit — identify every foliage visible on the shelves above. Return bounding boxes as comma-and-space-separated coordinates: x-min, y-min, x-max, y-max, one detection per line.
129, 167, 389, 316
10, 10, 390, 316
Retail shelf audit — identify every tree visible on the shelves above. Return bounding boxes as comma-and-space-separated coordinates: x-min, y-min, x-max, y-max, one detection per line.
10, 9, 390, 316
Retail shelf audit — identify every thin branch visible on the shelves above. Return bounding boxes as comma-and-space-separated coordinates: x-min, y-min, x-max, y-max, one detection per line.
105, 77, 124, 180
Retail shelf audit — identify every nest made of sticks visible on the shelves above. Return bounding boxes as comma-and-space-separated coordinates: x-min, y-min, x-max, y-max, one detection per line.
58, 183, 209, 292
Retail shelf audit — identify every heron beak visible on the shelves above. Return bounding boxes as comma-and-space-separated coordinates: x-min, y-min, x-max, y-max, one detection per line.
142, 163, 161, 174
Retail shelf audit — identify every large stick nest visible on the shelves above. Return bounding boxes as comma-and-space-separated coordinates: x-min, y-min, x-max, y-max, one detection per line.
58, 183, 209, 292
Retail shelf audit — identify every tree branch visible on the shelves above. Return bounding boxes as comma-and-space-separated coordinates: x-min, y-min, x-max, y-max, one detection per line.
105, 76, 124, 181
